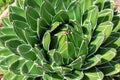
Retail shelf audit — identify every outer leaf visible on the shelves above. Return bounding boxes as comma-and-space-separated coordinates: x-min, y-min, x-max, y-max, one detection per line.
21, 61, 43, 76
98, 9, 113, 24
103, 32, 120, 48
53, 10, 69, 23
0, 48, 12, 62
2, 17, 12, 27
0, 35, 17, 46
9, 6, 25, 17
99, 61, 120, 76
13, 20, 29, 43
0, 27, 15, 35
24, 28, 38, 47
43, 1, 55, 16
67, 1, 82, 23
68, 56, 83, 70
43, 73, 62, 80
97, 48, 116, 64
65, 70, 84, 80
9, 59, 26, 74
9, 13, 26, 22
89, 21, 113, 56
26, 6, 39, 31
104, 0, 114, 10
83, 6, 98, 30
93, 0, 104, 11
82, 21, 92, 43
5, 39, 23, 54
95, 21, 113, 40
2, 72, 26, 80
88, 33, 104, 57
0, 55, 19, 70
24, 0, 40, 13
81, 54, 101, 70
112, 15, 120, 32
80, 0, 93, 14
40, 2, 53, 25
83, 68, 104, 80
17, 44, 37, 61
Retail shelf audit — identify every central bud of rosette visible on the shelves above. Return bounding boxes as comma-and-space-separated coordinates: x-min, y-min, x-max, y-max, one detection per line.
37, 17, 88, 75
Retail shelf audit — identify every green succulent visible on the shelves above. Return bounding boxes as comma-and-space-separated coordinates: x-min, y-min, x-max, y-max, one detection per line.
0, 0, 120, 80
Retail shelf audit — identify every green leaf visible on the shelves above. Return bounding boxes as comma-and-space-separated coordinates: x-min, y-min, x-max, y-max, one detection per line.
99, 61, 120, 76
37, 18, 48, 39
5, 39, 23, 54
53, 10, 69, 23
9, 59, 26, 74
104, 0, 114, 10
9, 6, 25, 17
0, 48, 12, 63
42, 31, 51, 51
65, 70, 84, 80
57, 35, 70, 64
0, 48, 12, 58
9, 13, 26, 22
43, 1, 55, 16
2, 17, 12, 27
53, 66, 72, 75
54, 0, 66, 12
26, 6, 39, 31
42, 63, 54, 73
98, 9, 113, 24
83, 6, 98, 30
83, 68, 104, 80
13, 20, 29, 43
53, 51, 64, 66
89, 33, 104, 56
50, 22, 62, 32
25, 0, 40, 13
97, 48, 116, 64
80, 0, 93, 14
0, 27, 15, 35
93, 0, 104, 11
103, 32, 120, 48
17, 44, 37, 61
16, 0, 24, 8
43, 73, 62, 80
89, 21, 113, 56
0, 55, 19, 70
2, 72, 26, 80
24, 28, 38, 47
0, 35, 17, 46
81, 54, 101, 70
112, 15, 120, 32
40, 2, 53, 25
67, 1, 82, 23
34, 46, 47, 62
95, 21, 113, 39
82, 21, 92, 43
68, 56, 83, 70
21, 61, 43, 76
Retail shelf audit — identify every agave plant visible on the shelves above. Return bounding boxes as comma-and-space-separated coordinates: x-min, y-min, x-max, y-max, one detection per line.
0, 0, 120, 80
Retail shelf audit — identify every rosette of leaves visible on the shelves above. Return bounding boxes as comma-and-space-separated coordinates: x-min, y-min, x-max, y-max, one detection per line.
0, 0, 120, 80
